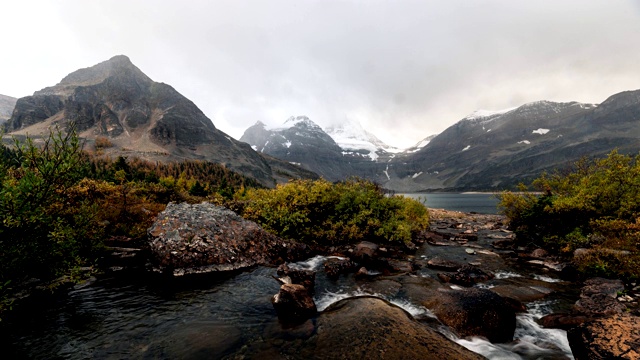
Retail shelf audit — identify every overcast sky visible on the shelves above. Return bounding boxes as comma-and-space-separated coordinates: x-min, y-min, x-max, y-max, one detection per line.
2, 1, 640, 148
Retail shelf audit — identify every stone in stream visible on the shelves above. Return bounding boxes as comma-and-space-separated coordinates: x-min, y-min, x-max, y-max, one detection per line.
567, 314, 640, 360
422, 287, 517, 343
271, 282, 317, 323
437, 264, 494, 287
323, 258, 358, 279
276, 263, 315, 293
147, 202, 310, 276
306, 297, 485, 360
351, 241, 379, 264
427, 257, 464, 271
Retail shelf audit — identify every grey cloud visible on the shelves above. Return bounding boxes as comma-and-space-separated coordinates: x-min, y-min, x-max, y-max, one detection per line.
3, 0, 640, 147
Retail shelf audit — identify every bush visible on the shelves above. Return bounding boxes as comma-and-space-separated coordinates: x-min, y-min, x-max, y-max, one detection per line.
498, 150, 640, 280
0, 127, 103, 283
238, 178, 429, 245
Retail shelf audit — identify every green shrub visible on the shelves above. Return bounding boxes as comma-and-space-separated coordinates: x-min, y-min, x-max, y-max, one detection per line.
0, 127, 103, 283
238, 178, 429, 245
498, 150, 640, 280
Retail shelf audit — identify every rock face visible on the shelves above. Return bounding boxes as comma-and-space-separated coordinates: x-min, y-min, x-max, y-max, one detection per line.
567, 314, 640, 360
239, 117, 390, 181
3, 55, 281, 186
574, 277, 626, 317
272, 283, 317, 322
422, 287, 516, 343
0, 94, 17, 124
309, 296, 484, 360
147, 202, 309, 275
388, 93, 640, 191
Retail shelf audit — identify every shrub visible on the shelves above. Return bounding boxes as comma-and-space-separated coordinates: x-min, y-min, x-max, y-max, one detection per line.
0, 127, 103, 283
238, 178, 429, 245
94, 136, 113, 150
498, 150, 640, 280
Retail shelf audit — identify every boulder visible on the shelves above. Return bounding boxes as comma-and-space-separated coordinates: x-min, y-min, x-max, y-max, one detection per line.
574, 278, 626, 317
272, 283, 317, 322
323, 258, 357, 279
530, 248, 549, 258
422, 287, 516, 343
568, 314, 640, 360
427, 257, 464, 271
147, 202, 309, 276
437, 264, 494, 287
276, 263, 315, 293
539, 313, 589, 330
351, 241, 379, 264
310, 297, 484, 360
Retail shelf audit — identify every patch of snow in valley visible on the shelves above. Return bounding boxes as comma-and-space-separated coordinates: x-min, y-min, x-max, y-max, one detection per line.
412, 172, 423, 179
289, 162, 301, 166
251, 145, 258, 151
284, 140, 292, 148
532, 128, 550, 135
462, 145, 471, 151
383, 165, 390, 180
518, 140, 531, 145
487, 129, 491, 132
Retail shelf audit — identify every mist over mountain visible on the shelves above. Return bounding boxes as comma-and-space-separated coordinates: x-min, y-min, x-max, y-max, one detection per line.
386, 91, 640, 191
0, 94, 17, 124
3, 56, 316, 186
241, 89, 640, 191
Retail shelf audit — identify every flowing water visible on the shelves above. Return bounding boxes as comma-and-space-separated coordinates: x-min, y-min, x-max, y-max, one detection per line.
1, 254, 577, 359
0, 195, 573, 359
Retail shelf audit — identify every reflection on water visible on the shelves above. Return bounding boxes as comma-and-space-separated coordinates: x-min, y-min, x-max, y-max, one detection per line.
1, 256, 575, 359
401, 193, 500, 214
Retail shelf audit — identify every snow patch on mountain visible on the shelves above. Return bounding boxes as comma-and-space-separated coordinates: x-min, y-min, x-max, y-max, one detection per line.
462, 145, 471, 151
464, 107, 518, 121
326, 119, 402, 161
532, 128, 550, 135
518, 140, 531, 145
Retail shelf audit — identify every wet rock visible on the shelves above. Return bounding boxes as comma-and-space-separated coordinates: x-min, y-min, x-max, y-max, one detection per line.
530, 248, 548, 258
276, 264, 315, 293
323, 258, 357, 279
457, 233, 478, 242
147, 202, 310, 276
422, 287, 517, 343
351, 241, 379, 264
568, 314, 640, 360
437, 264, 494, 287
359, 279, 402, 298
539, 313, 589, 330
490, 284, 553, 303
427, 257, 464, 271
574, 278, 626, 317
385, 259, 413, 273
311, 297, 484, 360
354, 267, 370, 279
272, 283, 317, 322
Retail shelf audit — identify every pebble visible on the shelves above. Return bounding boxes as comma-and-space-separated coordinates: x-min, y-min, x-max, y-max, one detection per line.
465, 248, 476, 255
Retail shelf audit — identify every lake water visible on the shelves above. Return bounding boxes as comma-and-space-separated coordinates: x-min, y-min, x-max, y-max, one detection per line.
401, 193, 501, 214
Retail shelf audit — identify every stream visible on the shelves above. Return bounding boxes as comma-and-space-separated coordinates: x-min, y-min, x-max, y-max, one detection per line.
1, 257, 576, 359
1, 206, 580, 359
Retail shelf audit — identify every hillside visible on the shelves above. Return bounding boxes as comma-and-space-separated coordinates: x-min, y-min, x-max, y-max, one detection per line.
3, 56, 317, 186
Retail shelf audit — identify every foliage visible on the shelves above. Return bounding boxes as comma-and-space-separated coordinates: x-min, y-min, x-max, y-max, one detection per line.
0, 127, 102, 283
238, 178, 429, 245
498, 150, 640, 280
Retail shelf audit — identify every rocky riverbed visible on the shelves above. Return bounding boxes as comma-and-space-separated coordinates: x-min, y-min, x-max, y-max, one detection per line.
2, 205, 640, 359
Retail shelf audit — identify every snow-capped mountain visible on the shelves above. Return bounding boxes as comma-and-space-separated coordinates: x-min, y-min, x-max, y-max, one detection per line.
387, 93, 639, 191
325, 120, 402, 161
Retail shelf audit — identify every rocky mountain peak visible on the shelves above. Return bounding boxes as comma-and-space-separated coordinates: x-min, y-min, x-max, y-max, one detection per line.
34, 55, 151, 97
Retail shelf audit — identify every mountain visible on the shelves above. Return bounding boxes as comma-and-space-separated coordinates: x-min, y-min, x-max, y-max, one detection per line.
2, 55, 302, 186
386, 92, 640, 191
0, 94, 17, 124
325, 120, 402, 162
240, 116, 354, 181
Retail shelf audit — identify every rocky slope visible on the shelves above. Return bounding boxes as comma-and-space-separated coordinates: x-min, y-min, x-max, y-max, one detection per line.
240, 116, 386, 181
0, 94, 17, 124
385, 91, 640, 191
2, 55, 309, 186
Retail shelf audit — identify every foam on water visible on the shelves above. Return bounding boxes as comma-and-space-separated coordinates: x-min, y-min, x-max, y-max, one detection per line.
494, 271, 523, 279
452, 299, 573, 359
533, 274, 564, 283
314, 289, 434, 319
287, 255, 346, 271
